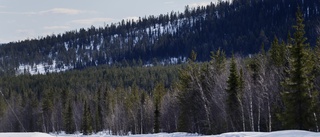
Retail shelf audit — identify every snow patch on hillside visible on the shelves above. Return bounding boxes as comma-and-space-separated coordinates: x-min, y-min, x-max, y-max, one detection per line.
16, 60, 73, 75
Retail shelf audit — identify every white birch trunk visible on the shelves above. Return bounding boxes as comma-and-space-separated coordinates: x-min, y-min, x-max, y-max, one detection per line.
241, 101, 246, 131
257, 99, 260, 132
268, 97, 272, 132
250, 93, 254, 131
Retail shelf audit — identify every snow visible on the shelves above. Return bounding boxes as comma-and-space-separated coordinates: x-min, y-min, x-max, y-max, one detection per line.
0, 130, 319, 137
64, 42, 69, 51
16, 60, 74, 75
0, 132, 52, 137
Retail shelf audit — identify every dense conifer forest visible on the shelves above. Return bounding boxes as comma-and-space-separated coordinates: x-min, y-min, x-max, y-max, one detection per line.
0, 0, 319, 75
0, 0, 320, 135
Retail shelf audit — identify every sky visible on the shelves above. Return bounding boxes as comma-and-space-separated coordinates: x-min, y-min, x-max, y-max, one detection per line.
0, 0, 221, 43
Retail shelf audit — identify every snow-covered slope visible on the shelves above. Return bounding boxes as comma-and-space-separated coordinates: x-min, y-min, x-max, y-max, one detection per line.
0, 130, 319, 137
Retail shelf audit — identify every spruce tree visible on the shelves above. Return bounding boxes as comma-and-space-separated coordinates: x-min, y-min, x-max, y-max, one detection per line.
61, 89, 75, 133
315, 38, 320, 74
42, 90, 53, 132
64, 100, 75, 134
269, 36, 286, 67
95, 88, 103, 132
153, 83, 165, 133
177, 50, 198, 132
82, 101, 93, 135
210, 48, 227, 74
225, 55, 242, 131
280, 8, 318, 130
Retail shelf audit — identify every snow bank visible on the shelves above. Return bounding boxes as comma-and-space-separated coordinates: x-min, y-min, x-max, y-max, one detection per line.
0, 132, 52, 137
211, 130, 320, 137
0, 130, 319, 137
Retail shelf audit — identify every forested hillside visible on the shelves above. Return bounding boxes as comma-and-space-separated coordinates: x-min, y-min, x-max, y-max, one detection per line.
0, 0, 319, 75
0, 8, 320, 134
0, 0, 320, 136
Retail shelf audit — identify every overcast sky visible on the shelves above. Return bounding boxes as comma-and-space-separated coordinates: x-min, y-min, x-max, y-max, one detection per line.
0, 0, 221, 43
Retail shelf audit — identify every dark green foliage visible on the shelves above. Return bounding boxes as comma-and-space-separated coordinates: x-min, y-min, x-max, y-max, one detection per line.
154, 106, 160, 133
280, 8, 318, 130
248, 57, 260, 85
82, 101, 93, 135
64, 101, 75, 134
210, 48, 226, 74
0, 95, 6, 118
238, 69, 244, 93
269, 36, 286, 67
226, 56, 242, 131
314, 38, 320, 74
95, 88, 103, 132
41, 90, 54, 132
153, 83, 165, 133
0, 0, 319, 76
177, 51, 199, 132
62, 88, 75, 134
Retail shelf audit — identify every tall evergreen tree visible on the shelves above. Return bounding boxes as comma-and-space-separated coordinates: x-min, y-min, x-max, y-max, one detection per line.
315, 38, 320, 74
210, 48, 227, 74
269, 36, 286, 67
280, 8, 318, 130
95, 88, 103, 132
177, 50, 198, 132
61, 89, 73, 133
64, 100, 75, 134
82, 101, 93, 135
225, 55, 242, 131
42, 90, 54, 132
153, 82, 165, 133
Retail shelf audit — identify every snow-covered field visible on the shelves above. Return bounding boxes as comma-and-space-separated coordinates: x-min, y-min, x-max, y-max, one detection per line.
0, 130, 319, 137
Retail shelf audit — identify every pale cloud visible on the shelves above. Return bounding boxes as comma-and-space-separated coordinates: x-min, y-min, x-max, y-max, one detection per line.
43, 25, 70, 30
0, 5, 5, 8
0, 8, 93, 15
39, 8, 83, 15
71, 18, 115, 25
0, 11, 37, 15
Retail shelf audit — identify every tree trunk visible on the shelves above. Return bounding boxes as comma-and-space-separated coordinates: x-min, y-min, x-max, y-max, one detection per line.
268, 97, 272, 132
258, 99, 261, 132
250, 93, 254, 131
241, 102, 245, 131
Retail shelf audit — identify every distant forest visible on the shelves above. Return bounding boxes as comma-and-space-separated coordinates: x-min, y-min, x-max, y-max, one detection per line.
0, 0, 320, 136
0, 0, 319, 75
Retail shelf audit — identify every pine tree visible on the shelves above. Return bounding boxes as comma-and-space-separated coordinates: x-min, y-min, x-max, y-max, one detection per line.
226, 55, 242, 131
95, 88, 103, 132
61, 89, 75, 133
314, 38, 320, 74
82, 101, 93, 135
210, 48, 226, 74
64, 100, 75, 134
153, 83, 165, 133
280, 8, 318, 130
41, 90, 53, 132
269, 36, 286, 67
177, 50, 198, 132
